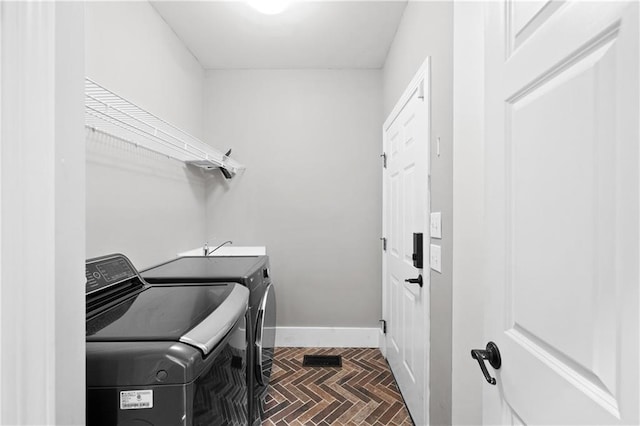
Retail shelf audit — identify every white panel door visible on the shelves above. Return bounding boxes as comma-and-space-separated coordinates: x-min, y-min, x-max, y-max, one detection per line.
483, 1, 639, 424
382, 61, 430, 425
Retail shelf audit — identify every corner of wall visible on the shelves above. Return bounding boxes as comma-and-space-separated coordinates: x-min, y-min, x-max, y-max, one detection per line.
85, 1, 209, 267
381, 2, 454, 425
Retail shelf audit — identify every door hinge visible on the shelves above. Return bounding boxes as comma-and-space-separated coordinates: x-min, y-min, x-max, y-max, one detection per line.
380, 152, 387, 169
379, 319, 387, 334
380, 237, 387, 251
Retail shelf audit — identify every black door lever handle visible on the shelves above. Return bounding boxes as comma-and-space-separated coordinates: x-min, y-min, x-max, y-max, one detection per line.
404, 275, 423, 287
471, 341, 501, 385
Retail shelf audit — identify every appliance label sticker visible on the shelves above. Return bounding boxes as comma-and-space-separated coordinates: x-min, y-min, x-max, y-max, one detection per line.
120, 390, 153, 410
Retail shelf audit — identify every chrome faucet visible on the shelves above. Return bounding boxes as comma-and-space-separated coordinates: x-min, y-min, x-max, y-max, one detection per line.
208, 240, 233, 256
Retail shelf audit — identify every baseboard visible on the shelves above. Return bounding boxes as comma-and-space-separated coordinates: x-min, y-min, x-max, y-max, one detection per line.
378, 329, 387, 357
275, 327, 379, 348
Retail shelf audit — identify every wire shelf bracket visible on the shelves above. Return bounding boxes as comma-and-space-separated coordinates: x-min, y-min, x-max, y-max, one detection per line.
85, 78, 244, 177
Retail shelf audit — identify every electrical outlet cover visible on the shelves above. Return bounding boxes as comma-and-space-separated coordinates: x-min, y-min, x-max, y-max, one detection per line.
430, 244, 442, 273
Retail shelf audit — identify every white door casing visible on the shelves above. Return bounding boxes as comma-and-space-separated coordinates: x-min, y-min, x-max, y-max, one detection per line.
483, 1, 639, 424
0, 2, 85, 424
382, 58, 430, 426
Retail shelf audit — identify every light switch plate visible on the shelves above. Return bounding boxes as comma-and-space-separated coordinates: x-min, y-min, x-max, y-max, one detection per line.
430, 212, 442, 239
430, 244, 442, 273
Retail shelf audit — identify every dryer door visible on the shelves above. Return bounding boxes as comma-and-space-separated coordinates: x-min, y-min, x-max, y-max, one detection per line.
255, 283, 276, 386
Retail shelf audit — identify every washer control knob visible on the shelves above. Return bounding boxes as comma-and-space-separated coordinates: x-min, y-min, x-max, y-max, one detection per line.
156, 370, 168, 382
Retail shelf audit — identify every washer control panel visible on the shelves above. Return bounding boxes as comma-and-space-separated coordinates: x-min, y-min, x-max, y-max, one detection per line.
86, 254, 137, 294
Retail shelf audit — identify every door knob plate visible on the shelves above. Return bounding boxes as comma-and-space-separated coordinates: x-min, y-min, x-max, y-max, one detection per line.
484, 342, 501, 369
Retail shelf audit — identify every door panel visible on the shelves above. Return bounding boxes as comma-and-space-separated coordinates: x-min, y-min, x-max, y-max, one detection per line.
510, 1, 566, 51
484, 1, 638, 424
403, 165, 416, 266
512, 1, 551, 34
382, 62, 430, 425
390, 275, 401, 354
508, 40, 617, 376
391, 172, 400, 257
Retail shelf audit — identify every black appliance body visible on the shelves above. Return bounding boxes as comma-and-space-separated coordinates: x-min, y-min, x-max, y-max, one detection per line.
86, 254, 250, 426
141, 256, 276, 424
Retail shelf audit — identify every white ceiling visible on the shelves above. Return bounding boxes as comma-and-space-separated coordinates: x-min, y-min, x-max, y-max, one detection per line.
151, 1, 408, 69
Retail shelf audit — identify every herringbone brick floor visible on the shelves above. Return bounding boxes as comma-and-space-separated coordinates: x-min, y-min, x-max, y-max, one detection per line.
261, 347, 413, 425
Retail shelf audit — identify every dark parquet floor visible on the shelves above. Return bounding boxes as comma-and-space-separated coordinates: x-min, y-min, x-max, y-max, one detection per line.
262, 347, 413, 426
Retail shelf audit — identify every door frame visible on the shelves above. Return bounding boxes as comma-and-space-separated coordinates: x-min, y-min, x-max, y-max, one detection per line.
0, 2, 85, 423
381, 56, 431, 424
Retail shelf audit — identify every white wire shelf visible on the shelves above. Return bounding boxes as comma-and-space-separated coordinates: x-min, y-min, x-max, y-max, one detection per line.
85, 78, 244, 177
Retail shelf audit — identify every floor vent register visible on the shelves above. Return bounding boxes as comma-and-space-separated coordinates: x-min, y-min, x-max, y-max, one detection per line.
302, 354, 342, 367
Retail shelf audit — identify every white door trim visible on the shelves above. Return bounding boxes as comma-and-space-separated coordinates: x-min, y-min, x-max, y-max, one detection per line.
0, 3, 85, 424
381, 56, 431, 426
383, 58, 432, 132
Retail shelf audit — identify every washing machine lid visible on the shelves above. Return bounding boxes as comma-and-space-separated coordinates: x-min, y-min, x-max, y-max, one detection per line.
142, 256, 266, 282
87, 284, 249, 356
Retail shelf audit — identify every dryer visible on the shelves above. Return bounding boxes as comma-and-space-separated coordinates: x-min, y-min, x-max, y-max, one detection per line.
142, 255, 276, 424
86, 254, 250, 425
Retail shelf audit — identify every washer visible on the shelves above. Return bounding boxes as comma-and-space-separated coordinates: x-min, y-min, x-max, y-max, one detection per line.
86, 254, 250, 425
142, 255, 276, 424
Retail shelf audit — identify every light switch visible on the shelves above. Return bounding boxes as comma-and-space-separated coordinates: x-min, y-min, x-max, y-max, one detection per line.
430, 244, 442, 273
430, 212, 442, 239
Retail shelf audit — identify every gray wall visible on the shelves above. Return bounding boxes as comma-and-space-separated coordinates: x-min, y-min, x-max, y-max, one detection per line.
203, 69, 383, 327
452, 3, 485, 424
85, 1, 208, 268
382, 2, 454, 425
85, 2, 205, 138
